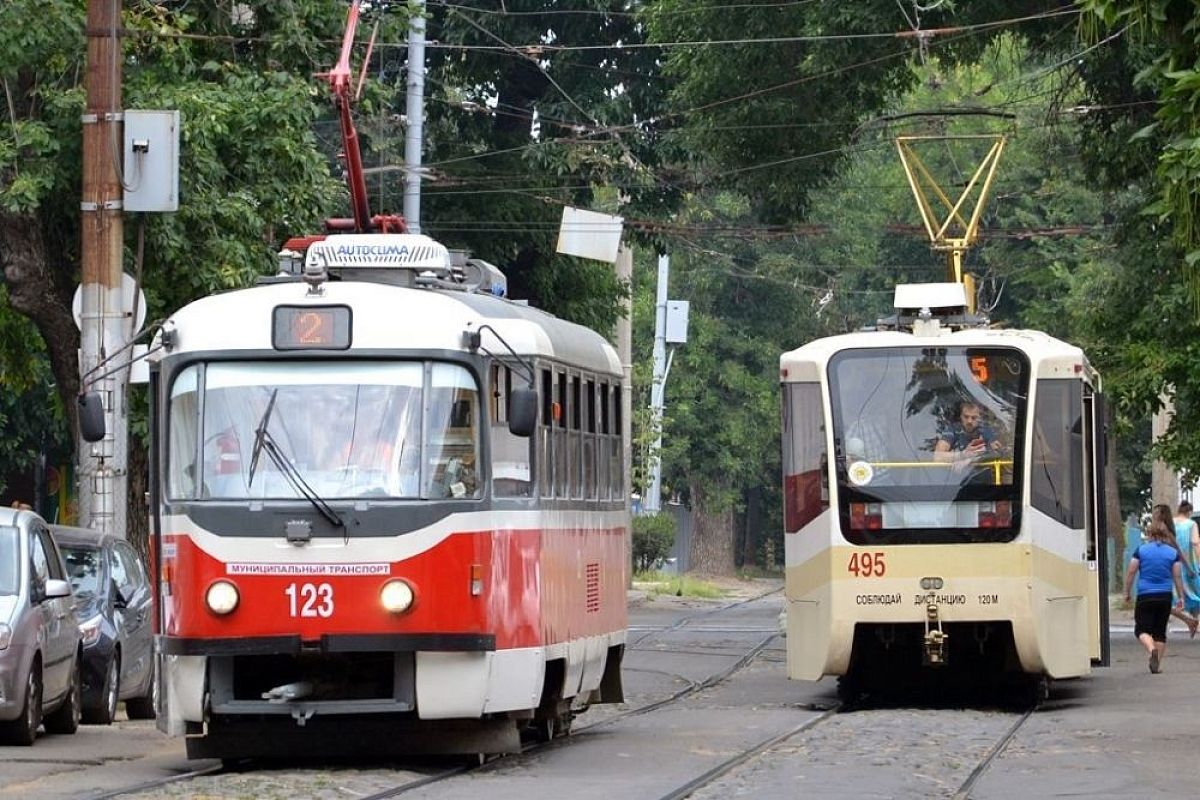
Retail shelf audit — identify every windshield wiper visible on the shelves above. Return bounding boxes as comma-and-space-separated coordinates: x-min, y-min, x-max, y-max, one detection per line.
247, 389, 278, 487
256, 429, 346, 531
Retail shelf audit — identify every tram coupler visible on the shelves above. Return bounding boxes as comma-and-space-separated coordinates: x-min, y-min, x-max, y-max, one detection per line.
923, 598, 948, 666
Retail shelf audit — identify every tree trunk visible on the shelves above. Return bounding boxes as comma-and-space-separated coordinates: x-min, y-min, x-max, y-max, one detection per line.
0, 211, 81, 437
1151, 398, 1175, 509
688, 482, 735, 576
127, 431, 149, 560
742, 488, 761, 569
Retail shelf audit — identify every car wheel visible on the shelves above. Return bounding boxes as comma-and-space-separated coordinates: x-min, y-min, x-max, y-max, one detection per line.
44, 658, 81, 734
0, 662, 42, 745
84, 655, 120, 725
124, 658, 157, 721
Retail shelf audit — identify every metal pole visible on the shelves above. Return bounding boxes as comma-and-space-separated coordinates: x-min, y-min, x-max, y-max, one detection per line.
403, 0, 426, 234
615, 246, 633, 584
646, 253, 669, 514
79, 0, 127, 536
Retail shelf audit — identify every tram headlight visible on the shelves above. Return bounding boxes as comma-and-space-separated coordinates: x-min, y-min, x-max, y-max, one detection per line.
380, 579, 415, 614
205, 580, 240, 615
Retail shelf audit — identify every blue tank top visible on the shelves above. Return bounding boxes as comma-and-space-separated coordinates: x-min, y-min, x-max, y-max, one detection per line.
1175, 520, 1195, 562
1135, 541, 1181, 595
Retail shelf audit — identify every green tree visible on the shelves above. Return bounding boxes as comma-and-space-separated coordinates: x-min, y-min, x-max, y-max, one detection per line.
633, 192, 847, 573
0, 1, 654, 517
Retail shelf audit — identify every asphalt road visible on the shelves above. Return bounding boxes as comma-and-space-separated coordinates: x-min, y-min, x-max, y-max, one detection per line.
1, 585, 1196, 799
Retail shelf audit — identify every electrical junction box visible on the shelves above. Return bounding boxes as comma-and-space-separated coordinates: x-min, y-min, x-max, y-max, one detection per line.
665, 300, 689, 344
123, 110, 180, 212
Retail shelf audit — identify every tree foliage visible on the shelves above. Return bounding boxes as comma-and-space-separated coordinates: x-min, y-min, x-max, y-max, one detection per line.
0, 0, 648, 498
632, 512, 675, 571
1073, 0, 1200, 483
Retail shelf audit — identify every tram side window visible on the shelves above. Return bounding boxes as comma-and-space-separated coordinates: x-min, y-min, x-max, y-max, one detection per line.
571, 374, 583, 498
1030, 379, 1084, 529
541, 369, 554, 497
611, 384, 624, 499
489, 364, 532, 497
167, 365, 201, 499
424, 364, 480, 499
580, 377, 595, 499
597, 382, 611, 500
554, 371, 569, 497
782, 383, 828, 533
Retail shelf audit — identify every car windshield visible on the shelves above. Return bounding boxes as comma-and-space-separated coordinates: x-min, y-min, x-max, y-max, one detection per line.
0, 526, 17, 595
167, 360, 480, 501
60, 544, 101, 599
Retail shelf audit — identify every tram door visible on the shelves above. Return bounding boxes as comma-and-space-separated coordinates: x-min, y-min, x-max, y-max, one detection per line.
1084, 386, 1111, 666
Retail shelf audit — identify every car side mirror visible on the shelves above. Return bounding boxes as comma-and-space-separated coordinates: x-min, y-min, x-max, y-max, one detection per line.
44, 578, 72, 600
79, 391, 106, 443
112, 580, 130, 609
508, 388, 538, 438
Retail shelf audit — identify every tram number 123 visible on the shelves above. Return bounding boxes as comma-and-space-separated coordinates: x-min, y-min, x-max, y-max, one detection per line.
285, 582, 334, 617
847, 552, 886, 577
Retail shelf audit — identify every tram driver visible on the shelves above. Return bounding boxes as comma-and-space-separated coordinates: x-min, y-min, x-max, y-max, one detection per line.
932, 400, 1003, 470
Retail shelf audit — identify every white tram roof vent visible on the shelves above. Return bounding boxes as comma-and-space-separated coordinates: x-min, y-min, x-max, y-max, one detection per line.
302, 234, 455, 287
270, 234, 511, 295
309, 233, 452, 270
877, 282, 987, 334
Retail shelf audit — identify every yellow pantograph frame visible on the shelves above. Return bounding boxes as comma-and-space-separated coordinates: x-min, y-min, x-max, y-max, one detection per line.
895, 134, 1007, 296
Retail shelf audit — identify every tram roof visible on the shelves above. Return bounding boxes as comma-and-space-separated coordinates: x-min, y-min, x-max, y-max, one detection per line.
155, 280, 621, 375
780, 326, 1090, 375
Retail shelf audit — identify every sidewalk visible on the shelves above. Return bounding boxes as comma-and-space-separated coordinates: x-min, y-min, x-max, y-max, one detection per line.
1107, 592, 1200, 638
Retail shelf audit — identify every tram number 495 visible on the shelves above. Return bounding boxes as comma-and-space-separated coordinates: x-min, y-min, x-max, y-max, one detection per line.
847, 552, 886, 577
285, 582, 334, 617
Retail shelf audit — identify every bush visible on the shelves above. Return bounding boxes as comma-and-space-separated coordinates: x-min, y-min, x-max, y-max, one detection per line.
632, 513, 676, 571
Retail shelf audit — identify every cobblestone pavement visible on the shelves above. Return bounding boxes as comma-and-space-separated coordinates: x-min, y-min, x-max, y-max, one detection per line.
687, 707, 1022, 800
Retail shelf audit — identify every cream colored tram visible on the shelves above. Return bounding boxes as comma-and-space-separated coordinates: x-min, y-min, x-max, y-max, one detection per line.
780, 284, 1109, 701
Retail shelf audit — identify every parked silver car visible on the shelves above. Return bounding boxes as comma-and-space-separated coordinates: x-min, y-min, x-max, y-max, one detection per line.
0, 507, 83, 745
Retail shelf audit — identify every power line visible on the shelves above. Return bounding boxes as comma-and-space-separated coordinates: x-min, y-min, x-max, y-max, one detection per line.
429, 1, 822, 18
115, 7, 1079, 55
421, 8, 1081, 53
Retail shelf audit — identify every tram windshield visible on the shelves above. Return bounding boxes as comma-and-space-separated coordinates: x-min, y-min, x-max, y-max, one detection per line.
166, 361, 479, 501
829, 346, 1028, 544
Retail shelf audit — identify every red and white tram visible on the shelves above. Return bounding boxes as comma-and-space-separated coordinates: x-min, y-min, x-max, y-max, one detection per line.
137, 234, 628, 758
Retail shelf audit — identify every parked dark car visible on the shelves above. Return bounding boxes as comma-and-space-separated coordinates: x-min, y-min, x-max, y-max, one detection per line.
0, 507, 82, 745
52, 527, 155, 724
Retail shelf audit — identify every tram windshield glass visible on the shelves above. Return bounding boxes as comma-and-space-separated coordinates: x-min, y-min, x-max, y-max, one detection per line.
829, 346, 1028, 544
166, 361, 479, 501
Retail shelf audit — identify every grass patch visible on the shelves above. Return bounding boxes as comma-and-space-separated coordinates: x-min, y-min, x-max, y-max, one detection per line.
633, 571, 726, 598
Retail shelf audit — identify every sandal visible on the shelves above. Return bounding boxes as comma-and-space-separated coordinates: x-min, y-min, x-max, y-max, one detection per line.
1150, 651, 1162, 673
1190, 619, 1198, 639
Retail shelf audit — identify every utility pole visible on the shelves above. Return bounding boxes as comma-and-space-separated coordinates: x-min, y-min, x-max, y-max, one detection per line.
404, 0, 426, 234
615, 246, 633, 584
79, 0, 127, 536
646, 253, 669, 514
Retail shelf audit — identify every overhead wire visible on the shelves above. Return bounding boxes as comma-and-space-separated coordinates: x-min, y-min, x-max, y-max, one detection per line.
428, 1, 822, 18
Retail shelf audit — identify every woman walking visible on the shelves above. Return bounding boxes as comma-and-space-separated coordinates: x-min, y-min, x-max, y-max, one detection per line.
1174, 502, 1200, 634
1126, 507, 1191, 673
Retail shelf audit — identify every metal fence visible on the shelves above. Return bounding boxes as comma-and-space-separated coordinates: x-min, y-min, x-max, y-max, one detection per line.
663, 502, 691, 574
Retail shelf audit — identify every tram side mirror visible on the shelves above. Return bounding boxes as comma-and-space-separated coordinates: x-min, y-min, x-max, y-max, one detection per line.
508, 388, 538, 438
79, 391, 106, 443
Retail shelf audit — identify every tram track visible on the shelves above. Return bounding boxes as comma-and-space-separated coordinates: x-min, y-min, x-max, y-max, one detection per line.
82, 595, 783, 800
651, 701, 1037, 800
